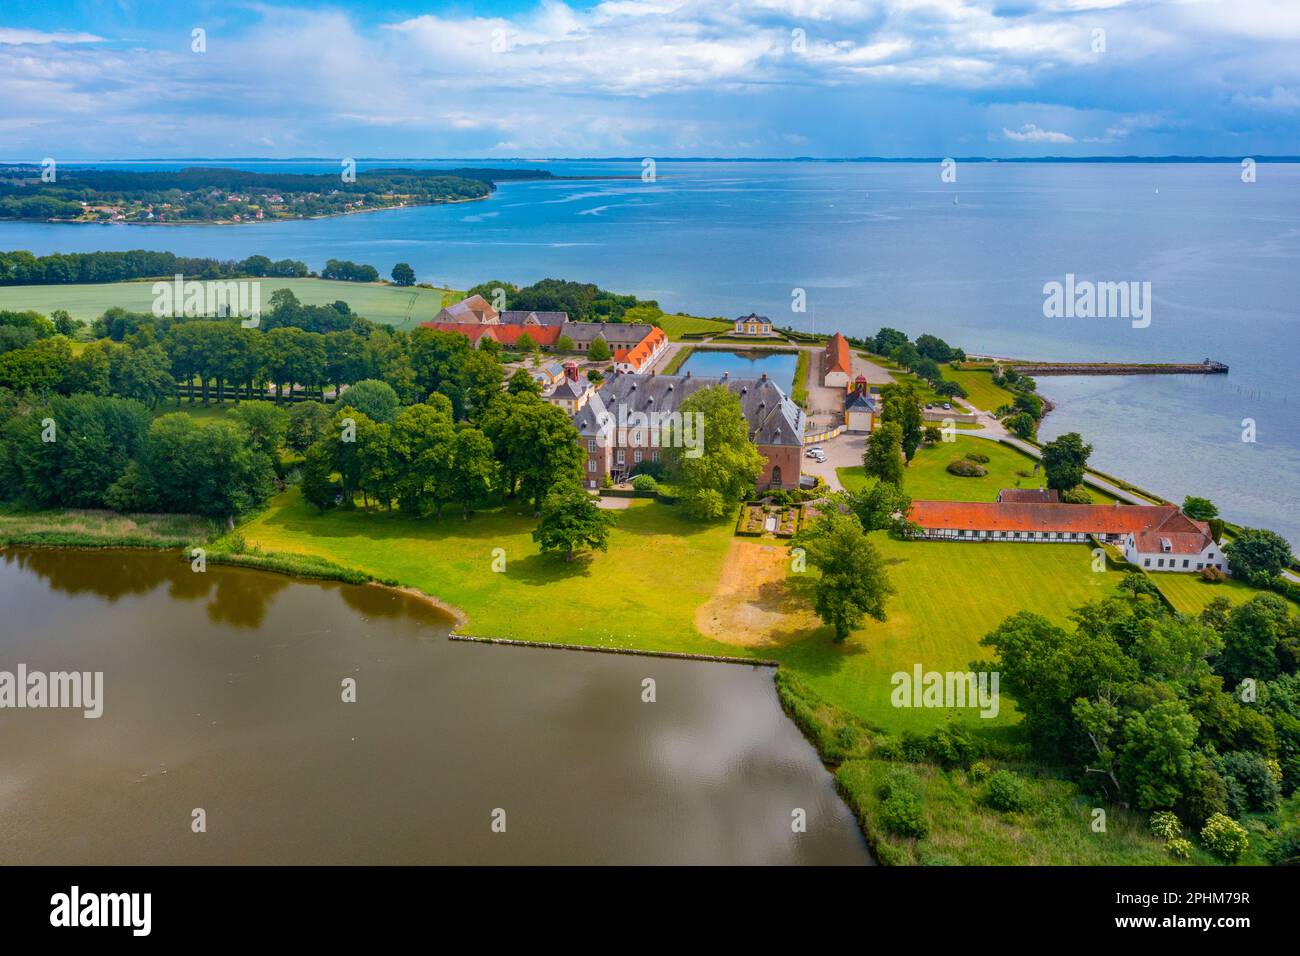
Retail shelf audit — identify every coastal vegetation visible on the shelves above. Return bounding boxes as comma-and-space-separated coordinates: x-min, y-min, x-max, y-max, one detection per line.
0, 165, 551, 223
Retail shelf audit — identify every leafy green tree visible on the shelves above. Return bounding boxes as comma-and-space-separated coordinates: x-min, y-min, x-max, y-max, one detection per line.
446, 427, 496, 518
1224, 528, 1293, 580
1118, 701, 1201, 811
286, 401, 333, 452
587, 336, 610, 362
792, 509, 894, 642
337, 378, 400, 424
1004, 411, 1037, 440
872, 327, 909, 356
880, 382, 923, 461
848, 481, 915, 534
533, 480, 615, 561
862, 421, 905, 486
230, 402, 288, 457
673, 385, 765, 520
1182, 496, 1219, 521
390, 262, 416, 286
507, 368, 542, 396
516, 332, 538, 353
556, 334, 575, 352
1217, 593, 1296, 685
299, 442, 337, 512
1042, 431, 1092, 493
139, 414, 275, 523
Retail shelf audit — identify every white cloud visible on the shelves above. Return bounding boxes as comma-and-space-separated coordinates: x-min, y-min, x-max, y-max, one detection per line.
0, 29, 105, 45
1003, 123, 1076, 142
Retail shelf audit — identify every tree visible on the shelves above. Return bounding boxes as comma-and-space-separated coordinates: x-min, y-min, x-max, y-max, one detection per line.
849, 481, 915, 534
879, 382, 923, 461
230, 402, 288, 457
507, 368, 542, 396
533, 480, 615, 561
390, 262, 416, 286
673, 386, 765, 519
337, 378, 400, 424
138, 414, 275, 524
389, 402, 455, 515
1224, 528, 1293, 579
587, 336, 611, 362
915, 333, 956, 363
793, 509, 894, 642
516, 332, 538, 353
1217, 593, 1296, 685
1182, 496, 1219, 521
862, 421, 904, 486
286, 401, 333, 452
446, 427, 496, 518
482, 394, 583, 512
556, 334, 575, 352
1004, 411, 1037, 440
300, 442, 337, 512
872, 327, 908, 356
1041, 432, 1092, 493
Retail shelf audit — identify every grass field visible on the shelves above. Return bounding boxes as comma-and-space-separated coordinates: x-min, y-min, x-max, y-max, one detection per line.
0, 506, 213, 548
646, 312, 732, 340
239, 490, 744, 654
940, 365, 1017, 412
774, 536, 1125, 732
1153, 572, 1278, 615
836, 435, 1117, 504
0, 278, 462, 331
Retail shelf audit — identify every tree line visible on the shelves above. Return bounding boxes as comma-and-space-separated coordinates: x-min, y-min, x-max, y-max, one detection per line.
0, 249, 309, 285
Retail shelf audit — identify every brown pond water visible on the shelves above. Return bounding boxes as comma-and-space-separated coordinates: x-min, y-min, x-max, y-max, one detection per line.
0, 548, 870, 864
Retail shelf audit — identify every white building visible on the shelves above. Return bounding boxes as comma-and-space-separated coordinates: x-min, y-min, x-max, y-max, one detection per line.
1122, 515, 1226, 573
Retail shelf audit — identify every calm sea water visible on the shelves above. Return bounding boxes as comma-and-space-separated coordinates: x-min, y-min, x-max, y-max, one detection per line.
2, 160, 1297, 545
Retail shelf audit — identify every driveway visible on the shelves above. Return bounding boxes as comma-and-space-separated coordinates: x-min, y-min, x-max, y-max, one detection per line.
801, 430, 866, 492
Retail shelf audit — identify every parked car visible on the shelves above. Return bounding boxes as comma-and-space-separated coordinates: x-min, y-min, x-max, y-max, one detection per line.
805, 447, 823, 458
810, 450, 827, 463
942, 402, 952, 410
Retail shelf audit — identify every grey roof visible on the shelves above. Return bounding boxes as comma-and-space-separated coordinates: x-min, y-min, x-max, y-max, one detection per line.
573, 373, 806, 447
845, 390, 877, 411
562, 321, 655, 345
534, 363, 565, 380
735, 312, 771, 323
501, 310, 569, 327
550, 376, 590, 401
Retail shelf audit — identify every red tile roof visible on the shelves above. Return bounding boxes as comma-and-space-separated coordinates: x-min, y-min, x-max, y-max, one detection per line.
997, 488, 1061, 504
909, 500, 1185, 535
825, 332, 851, 376
421, 322, 562, 348
614, 326, 665, 371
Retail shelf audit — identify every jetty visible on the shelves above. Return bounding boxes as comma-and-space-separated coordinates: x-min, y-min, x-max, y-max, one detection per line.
1000, 359, 1229, 377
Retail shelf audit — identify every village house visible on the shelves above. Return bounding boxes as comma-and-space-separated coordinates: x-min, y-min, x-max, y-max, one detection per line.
907, 498, 1224, 571
823, 332, 852, 388
997, 488, 1060, 504
571, 371, 806, 490
1121, 511, 1226, 573
546, 361, 596, 415
433, 293, 499, 325
732, 312, 773, 336
533, 362, 567, 389
423, 322, 562, 350
844, 375, 878, 432
612, 326, 668, 373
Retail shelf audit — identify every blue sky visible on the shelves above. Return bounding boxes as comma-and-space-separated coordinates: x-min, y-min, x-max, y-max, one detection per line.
2, 0, 1298, 158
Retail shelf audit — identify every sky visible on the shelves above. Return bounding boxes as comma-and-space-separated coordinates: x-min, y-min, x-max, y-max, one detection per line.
2, 0, 1298, 159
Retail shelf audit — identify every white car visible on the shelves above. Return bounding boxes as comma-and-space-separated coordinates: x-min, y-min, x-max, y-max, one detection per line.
810, 450, 827, 463
805, 447, 824, 458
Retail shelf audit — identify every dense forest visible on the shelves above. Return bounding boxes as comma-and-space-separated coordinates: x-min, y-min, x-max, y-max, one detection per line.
0, 165, 553, 223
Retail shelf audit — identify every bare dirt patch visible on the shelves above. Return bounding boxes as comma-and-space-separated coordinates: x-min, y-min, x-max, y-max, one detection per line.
695, 538, 819, 646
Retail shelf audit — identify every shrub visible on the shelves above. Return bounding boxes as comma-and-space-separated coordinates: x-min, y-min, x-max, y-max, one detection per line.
1060, 486, 1093, 505
1149, 811, 1183, 842
925, 724, 978, 769
985, 770, 1034, 812
1166, 838, 1192, 860
600, 474, 613, 489
1200, 813, 1249, 862
968, 760, 992, 783
1201, 566, 1227, 583
833, 723, 859, 755
631, 474, 658, 493
946, 459, 987, 477
880, 791, 928, 838
878, 765, 923, 801
964, 451, 990, 464
873, 735, 902, 761
899, 731, 930, 762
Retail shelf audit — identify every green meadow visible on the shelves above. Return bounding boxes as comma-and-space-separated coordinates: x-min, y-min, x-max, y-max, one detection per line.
0, 278, 462, 331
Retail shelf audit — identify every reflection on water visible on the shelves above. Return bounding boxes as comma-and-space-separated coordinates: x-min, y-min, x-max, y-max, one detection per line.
0, 549, 870, 865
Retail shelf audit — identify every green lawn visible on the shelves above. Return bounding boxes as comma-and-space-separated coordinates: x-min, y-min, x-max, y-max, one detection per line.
0, 278, 462, 331
774, 537, 1125, 732
646, 311, 732, 341
836, 435, 1117, 504
1153, 572, 1276, 616
941, 365, 1017, 412
239, 490, 744, 654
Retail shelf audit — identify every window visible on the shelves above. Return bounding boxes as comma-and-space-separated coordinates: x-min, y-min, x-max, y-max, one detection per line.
615, 450, 625, 465
1197, 563, 1203, 570
587, 460, 596, 473
1183, 559, 1189, 568
1144, 558, 1151, 567
652, 450, 660, 462
587, 440, 596, 452
634, 450, 643, 463
1157, 558, 1164, 568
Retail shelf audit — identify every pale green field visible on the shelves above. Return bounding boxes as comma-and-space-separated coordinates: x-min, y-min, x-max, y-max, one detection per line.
1153, 572, 1282, 615
0, 278, 462, 330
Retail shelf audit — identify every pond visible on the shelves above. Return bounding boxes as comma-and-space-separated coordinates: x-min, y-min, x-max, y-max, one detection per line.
676, 349, 799, 394
0, 548, 870, 865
